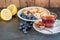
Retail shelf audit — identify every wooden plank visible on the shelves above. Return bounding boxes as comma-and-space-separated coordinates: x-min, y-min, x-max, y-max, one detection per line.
5, 0, 11, 7
1, 0, 60, 8
27, 0, 35, 6
50, 0, 60, 8
10, 0, 20, 8
34, 0, 49, 8
0, 0, 6, 8
34, 0, 40, 6
20, 0, 27, 8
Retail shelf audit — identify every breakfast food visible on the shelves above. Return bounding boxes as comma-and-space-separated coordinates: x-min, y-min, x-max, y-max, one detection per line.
34, 21, 45, 30
20, 7, 50, 20
20, 11, 37, 20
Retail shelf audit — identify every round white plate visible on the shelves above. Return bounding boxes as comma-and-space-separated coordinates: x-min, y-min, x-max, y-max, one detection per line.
17, 7, 50, 22
33, 19, 60, 35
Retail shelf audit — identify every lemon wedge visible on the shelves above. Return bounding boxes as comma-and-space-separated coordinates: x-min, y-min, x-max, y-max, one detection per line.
1, 9, 12, 21
7, 4, 17, 16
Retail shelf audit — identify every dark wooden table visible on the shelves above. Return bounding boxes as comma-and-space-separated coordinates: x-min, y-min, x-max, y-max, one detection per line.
0, 8, 60, 40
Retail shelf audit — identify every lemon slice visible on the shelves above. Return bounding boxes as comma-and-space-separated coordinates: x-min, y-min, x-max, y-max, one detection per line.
1, 9, 12, 21
7, 4, 17, 16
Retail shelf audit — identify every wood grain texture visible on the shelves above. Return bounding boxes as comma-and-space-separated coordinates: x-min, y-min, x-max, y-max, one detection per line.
20, 0, 27, 8
0, 0, 6, 8
50, 0, 60, 8
0, 0, 60, 8
6, 0, 11, 7
34, 0, 41, 6
27, 0, 35, 6
10, 0, 20, 8
34, 0, 49, 8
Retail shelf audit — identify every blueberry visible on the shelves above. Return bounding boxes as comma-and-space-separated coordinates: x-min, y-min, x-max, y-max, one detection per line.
20, 14, 27, 19
22, 29, 26, 31
19, 21, 33, 33
26, 24, 31, 29
31, 16, 33, 19
27, 22, 32, 25
22, 25, 26, 28
23, 22, 26, 24
30, 22, 33, 25
29, 15, 36, 20
19, 23, 24, 28
22, 28, 28, 34
26, 16, 29, 19
23, 23, 27, 28
25, 26, 28, 29
28, 26, 31, 29
20, 23, 23, 26
23, 31, 28, 34
32, 16, 37, 20
26, 21, 30, 24
19, 27, 22, 30
26, 16, 31, 20
29, 15, 33, 20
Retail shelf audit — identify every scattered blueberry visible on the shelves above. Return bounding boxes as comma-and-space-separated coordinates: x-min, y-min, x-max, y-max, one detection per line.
26, 21, 30, 24
19, 23, 24, 29
22, 29, 26, 31
19, 27, 22, 30
30, 22, 33, 25
22, 28, 28, 34
20, 23, 23, 26
23, 31, 28, 34
28, 26, 31, 29
22, 25, 27, 29
23, 22, 26, 24
19, 21, 33, 34
25, 26, 28, 30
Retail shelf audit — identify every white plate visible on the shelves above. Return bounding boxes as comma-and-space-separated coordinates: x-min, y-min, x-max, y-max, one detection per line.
17, 7, 50, 22
33, 19, 60, 35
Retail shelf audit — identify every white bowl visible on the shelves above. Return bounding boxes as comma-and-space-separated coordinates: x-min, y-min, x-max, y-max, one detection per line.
17, 7, 50, 22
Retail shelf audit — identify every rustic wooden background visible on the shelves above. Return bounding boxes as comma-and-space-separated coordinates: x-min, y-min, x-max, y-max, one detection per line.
0, 0, 60, 8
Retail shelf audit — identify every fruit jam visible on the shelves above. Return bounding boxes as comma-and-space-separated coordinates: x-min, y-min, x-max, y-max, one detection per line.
42, 15, 55, 28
